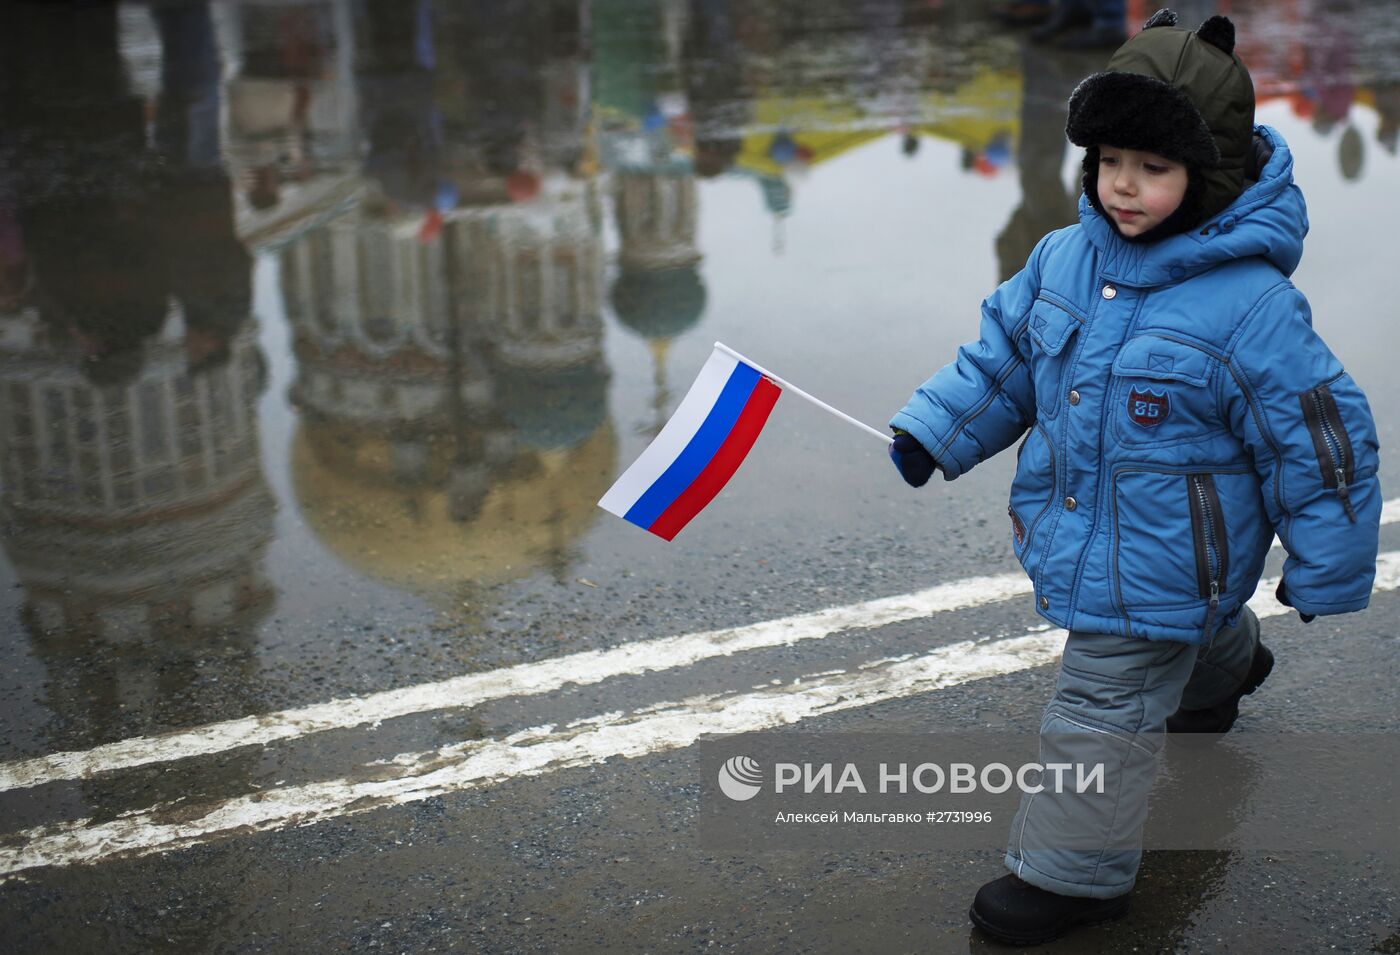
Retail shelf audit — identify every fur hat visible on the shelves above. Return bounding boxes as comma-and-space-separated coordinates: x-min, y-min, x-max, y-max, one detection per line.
1067, 9, 1256, 236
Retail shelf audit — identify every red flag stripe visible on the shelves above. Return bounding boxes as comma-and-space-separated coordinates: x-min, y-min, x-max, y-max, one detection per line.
647, 377, 781, 541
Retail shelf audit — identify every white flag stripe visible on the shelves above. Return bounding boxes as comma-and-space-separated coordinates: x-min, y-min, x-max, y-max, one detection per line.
2, 500, 1398, 794
0, 628, 1069, 880
597, 346, 741, 517
3, 554, 1398, 879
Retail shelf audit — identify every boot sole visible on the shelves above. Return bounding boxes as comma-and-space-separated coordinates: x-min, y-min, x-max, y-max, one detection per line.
968, 893, 1130, 946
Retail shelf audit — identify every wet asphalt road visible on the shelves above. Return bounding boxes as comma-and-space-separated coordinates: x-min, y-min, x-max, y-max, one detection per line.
3, 1, 1400, 952
1, 594, 1397, 954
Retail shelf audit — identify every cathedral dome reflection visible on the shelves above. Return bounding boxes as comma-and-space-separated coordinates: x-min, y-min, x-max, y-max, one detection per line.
282, 172, 613, 593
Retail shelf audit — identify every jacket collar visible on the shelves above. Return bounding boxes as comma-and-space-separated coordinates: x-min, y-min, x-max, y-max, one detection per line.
1079, 125, 1307, 288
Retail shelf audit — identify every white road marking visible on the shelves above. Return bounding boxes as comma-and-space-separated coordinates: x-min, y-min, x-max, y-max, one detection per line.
2, 501, 1396, 795
0, 570, 1034, 792
0, 627, 1067, 879
1, 553, 1396, 879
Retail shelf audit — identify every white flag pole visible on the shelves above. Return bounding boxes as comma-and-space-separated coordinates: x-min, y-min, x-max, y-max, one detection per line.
714, 342, 893, 446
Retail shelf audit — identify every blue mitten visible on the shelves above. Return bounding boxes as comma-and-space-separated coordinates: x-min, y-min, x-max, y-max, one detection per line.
1275, 580, 1315, 623
889, 430, 936, 488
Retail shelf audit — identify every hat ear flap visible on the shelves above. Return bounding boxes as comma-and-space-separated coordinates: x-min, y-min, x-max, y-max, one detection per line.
1195, 15, 1236, 54
1142, 8, 1178, 29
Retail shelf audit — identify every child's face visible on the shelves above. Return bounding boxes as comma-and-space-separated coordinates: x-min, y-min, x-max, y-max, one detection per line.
1096, 146, 1189, 237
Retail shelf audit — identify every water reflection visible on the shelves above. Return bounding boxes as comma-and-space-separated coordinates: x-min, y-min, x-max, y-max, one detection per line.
1231, 0, 1400, 177
283, 186, 615, 590
280, 0, 613, 594
1, 0, 1398, 738
1, 2, 272, 746
996, 43, 1098, 281
221, 5, 357, 255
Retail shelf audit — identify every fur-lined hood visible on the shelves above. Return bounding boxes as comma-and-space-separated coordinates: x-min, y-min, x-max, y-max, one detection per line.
1077, 125, 1307, 288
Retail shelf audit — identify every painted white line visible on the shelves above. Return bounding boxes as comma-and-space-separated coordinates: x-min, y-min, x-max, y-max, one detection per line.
0, 628, 1068, 879
0, 570, 1034, 792
3, 500, 1396, 794
3, 551, 1396, 879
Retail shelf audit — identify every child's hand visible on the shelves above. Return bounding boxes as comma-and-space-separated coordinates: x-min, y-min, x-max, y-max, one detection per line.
889, 430, 936, 488
1275, 580, 1315, 623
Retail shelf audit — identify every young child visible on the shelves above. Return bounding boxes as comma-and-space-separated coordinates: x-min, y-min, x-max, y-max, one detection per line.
887, 10, 1381, 946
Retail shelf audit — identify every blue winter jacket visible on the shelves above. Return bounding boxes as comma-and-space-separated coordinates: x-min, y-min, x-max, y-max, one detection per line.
892, 126, 1381, 644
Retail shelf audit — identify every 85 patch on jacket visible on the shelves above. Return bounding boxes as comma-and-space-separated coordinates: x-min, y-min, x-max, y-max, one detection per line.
1128, 387, 1170, 427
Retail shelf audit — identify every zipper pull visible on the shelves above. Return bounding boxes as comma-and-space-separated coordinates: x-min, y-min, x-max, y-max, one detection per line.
1334, 468, 1358, 523
1204, 580, 1221, 638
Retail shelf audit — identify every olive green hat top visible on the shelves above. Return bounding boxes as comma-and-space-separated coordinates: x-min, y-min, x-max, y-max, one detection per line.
1067, 8, 1256, 224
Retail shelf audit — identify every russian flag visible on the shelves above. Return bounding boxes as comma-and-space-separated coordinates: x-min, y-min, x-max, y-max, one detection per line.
599, 345, 781, 541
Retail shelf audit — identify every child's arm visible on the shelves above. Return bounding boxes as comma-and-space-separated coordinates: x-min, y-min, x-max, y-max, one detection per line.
1224, 286, 1382, 617
888, 240, 1042, 480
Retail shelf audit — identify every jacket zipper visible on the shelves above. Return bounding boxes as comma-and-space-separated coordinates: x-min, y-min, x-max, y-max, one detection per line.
1188, 474, 1229, 637
1301, 384, 1358, 523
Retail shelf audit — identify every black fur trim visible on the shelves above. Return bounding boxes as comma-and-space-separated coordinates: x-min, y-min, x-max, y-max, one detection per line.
1195, 15, 1235, 54
1143, 8, 1178, 29
1066, 71, 1220, 166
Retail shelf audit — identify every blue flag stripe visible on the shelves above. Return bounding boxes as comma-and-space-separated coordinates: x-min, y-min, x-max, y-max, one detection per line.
623, 362, 761, 528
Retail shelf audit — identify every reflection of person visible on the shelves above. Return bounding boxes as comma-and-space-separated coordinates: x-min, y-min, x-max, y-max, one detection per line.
153, 4, 252, 374
996, 43, 1101, 282
2, 4, 161, 384
227, 2, 338, 211
1375, 82, 1400, 156
354, 0, 443, 209
432, 0, 547, 186
3, 2, 250, 383
683, 0, 751, 177
152, 3, 223, 169
886, 12, 1381, 944
0, 11, 273, 846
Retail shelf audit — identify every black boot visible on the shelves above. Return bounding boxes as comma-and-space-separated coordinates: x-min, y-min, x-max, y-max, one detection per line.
970, 874, 1130, 946
1166, 642, 1274, 734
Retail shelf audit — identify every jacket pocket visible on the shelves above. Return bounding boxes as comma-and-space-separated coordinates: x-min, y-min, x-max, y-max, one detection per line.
1025, 298, 1082, 420
1113, 468, 1198, 612
1112, 466, 1250, 615
1299, 381, 1358, 522
1110, 335, 1224, 446
1009, 422, 1056, 569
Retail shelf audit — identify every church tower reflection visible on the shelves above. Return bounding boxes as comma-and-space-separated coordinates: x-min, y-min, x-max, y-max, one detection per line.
2, 321, 272, 654
609, 158, 706, 436
282, 2, 614, 601
284, 189, 615, 598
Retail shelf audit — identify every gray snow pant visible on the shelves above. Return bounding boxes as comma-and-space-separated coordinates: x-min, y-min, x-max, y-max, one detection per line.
1004, 606, 1260, 899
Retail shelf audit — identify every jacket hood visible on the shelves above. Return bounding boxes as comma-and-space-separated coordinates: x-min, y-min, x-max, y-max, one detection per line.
1078, 125, 1307, 288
